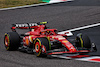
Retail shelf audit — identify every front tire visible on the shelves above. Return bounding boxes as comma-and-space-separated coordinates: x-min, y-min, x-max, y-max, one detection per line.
4, 32, 20, 50
75, 33, 91, 49
34, 37, 51, 57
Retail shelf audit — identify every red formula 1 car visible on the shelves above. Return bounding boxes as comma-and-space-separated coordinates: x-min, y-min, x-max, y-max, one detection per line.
4, 22, 97, 57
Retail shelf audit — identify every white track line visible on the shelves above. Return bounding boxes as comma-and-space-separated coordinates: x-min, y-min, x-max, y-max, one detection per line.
0, 0, 73, 11
51, 55, 100, 63
58, 23, 100, 34
49, 0, 73, 3
76, 56, 100, 63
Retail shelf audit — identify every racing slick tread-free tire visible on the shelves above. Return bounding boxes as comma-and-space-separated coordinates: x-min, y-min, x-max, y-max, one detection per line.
34, 37, 51, 57
4, 32, 20, 50
75, 33, 91, 49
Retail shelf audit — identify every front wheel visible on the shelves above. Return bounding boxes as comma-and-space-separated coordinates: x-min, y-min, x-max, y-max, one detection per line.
75, 33, 91, 49
34, 37, 51, 57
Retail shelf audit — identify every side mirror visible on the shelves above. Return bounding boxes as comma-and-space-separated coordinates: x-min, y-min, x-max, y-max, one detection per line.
92, 43, 97, 52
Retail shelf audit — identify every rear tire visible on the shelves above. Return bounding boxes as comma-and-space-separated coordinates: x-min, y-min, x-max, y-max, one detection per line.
4, 32, 20, 50
34, 37, 51, 57
75, 33, 91, 49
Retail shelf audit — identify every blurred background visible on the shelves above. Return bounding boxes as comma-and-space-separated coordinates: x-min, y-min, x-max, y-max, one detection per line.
0, 0, 42, 8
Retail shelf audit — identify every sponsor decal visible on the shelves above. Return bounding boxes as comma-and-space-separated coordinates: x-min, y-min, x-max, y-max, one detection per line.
15, 23, 38, 27
52, 36, 65, 40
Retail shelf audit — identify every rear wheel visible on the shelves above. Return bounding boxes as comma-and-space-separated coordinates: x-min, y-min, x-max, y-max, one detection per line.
75, 33, 91, 49
4, 32, 20, 50
34, 37, 51, 57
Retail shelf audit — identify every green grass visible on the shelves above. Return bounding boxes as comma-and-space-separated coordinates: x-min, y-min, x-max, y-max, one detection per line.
0, 0, 41, 8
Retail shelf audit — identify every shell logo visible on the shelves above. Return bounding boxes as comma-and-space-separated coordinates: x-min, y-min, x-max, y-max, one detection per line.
25, 38, 29, 45
62, 40, 68, 43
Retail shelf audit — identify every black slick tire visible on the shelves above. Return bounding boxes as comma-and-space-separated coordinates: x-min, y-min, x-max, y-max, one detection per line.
75, 33, 91, 49
4, 32, 20, 50
34, 37, 51, 57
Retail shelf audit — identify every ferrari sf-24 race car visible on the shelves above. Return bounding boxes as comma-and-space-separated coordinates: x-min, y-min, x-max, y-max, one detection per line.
4, 22, 97, 57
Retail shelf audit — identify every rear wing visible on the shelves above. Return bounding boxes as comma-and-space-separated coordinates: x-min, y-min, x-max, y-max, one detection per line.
11, 22, 48, 31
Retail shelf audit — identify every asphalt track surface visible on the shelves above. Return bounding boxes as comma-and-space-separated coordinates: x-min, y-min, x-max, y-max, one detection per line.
0, 0, 100, 67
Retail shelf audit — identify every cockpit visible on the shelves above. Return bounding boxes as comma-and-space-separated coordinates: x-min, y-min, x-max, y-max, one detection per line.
40, 29, 58, 36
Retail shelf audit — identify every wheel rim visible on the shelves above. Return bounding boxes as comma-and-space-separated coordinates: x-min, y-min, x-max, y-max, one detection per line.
35, 42, 40, 53
5, 36, 9, 47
